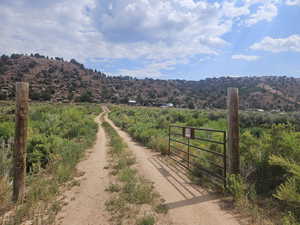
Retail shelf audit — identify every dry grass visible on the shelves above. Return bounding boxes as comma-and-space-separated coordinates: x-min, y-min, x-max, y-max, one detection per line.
103, 121, 171, 225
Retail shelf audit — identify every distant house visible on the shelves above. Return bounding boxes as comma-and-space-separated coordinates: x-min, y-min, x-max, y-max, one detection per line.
271, 109, 281, 113
160, 103, 174, 108
128, 100, 137, 105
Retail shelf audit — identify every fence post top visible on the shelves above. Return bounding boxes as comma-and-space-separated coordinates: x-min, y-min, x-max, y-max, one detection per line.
16, 82, 29, 86
227, 87, 238, 92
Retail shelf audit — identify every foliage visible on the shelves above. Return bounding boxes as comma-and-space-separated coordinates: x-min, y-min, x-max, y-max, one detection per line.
0, 102, 101, 223
269, 155, 300, 222
137, 215, 155, 225
0, 122, 14, 140
109, 104, 300, 224
226, 174, 247, 201
282, 212, 300, 225
76, 90, 93, 102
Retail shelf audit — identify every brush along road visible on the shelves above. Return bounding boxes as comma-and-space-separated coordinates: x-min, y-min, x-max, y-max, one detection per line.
57, 108, 242, 225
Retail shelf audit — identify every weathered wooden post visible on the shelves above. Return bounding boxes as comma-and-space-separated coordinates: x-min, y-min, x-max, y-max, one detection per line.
227, 88, 240, 175
13, 82, 29, 203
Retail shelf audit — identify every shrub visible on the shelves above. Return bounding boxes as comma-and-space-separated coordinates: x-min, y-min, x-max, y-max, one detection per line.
269, 155, 300, 215
0, 122, 14, 140
149, 136, 168, 155
227, 174, 247, 201
137, 215, 155, 225
282, 211, 300, 225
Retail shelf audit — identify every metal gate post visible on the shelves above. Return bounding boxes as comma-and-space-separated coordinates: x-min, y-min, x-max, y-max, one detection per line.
187, 138, 190, 169
168, 126, 171, 155
223, 132, 227, 188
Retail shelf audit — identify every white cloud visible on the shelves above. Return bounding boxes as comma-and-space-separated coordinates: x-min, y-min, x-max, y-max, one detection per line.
198, 56, 214, 62
232, 54, 260, 61
117, 59, 185, 78
92, 0, 231, 57
251, 35, 300, 52
0, 0, 97, 61
118, 60, 177, 78
0, 0, 284, 77
286, 0, 300, 5
0, 0, 233, 63
222, 1, 250, 18
245, 2, 278, 26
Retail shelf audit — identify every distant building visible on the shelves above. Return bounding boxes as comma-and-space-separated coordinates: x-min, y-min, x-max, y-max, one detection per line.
128, 100, 137, 105
160, 103, 174, 108
271, 109, 281, 113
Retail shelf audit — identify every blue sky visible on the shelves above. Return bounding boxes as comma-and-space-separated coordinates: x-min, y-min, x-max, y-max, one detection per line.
1, 0, 300, 80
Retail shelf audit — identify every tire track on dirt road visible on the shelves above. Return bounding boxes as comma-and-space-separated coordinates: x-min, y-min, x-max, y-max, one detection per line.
56, 113, 110, 225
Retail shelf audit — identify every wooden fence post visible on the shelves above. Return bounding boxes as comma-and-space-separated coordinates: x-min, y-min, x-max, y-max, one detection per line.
13, 82, 29, 203
227, 88, 240, 175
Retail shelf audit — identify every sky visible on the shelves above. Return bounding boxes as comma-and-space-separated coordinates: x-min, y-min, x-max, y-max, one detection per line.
1, 0, 300, 80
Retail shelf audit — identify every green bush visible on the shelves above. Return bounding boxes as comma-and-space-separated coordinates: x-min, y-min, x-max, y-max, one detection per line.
137, 215, 155, 225
282, 211, 300, 225
227, 174, 247, 201
149, 136, 168, 155
0, 122, 14, 140
269, 155, 300, 221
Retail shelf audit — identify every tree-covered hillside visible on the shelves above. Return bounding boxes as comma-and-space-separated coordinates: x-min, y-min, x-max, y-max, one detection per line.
1, 54, 300, 111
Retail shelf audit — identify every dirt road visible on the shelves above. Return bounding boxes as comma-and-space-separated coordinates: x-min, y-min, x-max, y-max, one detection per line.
56, 113, 110, 225
105, 113, 242, 225
56, 109, 242, 225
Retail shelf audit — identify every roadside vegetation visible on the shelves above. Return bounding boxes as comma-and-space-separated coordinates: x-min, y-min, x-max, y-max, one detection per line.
109, 105, 300, 225
0, 102, 101, 224
102, 121, 170, 225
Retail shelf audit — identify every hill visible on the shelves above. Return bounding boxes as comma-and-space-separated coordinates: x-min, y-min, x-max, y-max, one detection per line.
1, 54, 300, 111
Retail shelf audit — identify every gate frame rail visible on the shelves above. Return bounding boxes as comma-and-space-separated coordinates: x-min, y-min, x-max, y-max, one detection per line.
168, 125, 227, 187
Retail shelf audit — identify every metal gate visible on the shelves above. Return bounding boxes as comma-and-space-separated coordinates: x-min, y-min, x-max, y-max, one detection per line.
168, 125, 227, 186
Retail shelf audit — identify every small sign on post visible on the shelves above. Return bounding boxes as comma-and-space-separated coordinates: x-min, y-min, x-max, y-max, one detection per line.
185, 128, 191, 138
183, 127, 195, 139
13, 82, 29, 203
